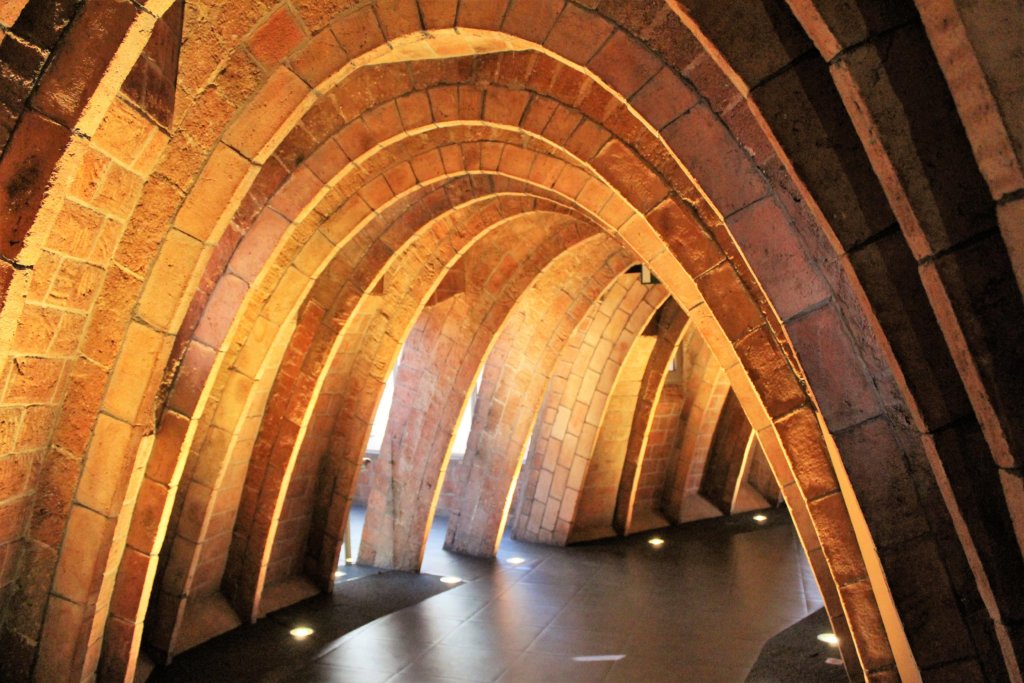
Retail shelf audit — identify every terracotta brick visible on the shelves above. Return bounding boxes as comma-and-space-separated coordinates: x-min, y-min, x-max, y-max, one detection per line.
270, 165, 323, 221
103, 321, 166, 423
839, 579, 896, 672
544, 3, 613, 65
502, 0, 563, 44
457, 0, 508, 30
75, 415, 134, 516
175, 144, 253, 241
645, 197, 722, 276
0, 110, 72, 260
34, 595, 87, 682
695, 261, 763, 341
589, 139, 665, 214
193, 274, 248, 349
52, 504, 114, 603
31, 0, 143, 128
144, 413, 188, 487
662, 104, 768, 217
483, 87, 530, 126
110, 546, 153, 621
330, 5, 385, 60
809, 492, 868, 586
588, 30, 661, 98
222, 66, 310, 161
373, 0, 421, 41
229, 209, 291, 283
126, 477, 170, 553
785, 304, 880, 432
774, 408, 839, 501
248, 7, 305, 67
137, 229, 205, 331
288, 28, 344, 88
728, 196, 829, 320
630, 66, 699, 130
81, 264, 143, 368
734, 325, 807, 418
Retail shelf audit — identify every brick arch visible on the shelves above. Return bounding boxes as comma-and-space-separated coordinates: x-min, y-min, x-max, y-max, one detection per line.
613, 299, 691, 536
444, 252, 644, 558
356, 222, 611, 573
652, 1, 1024, 677
142, 126, 646, 662
152, 195, 592, 651
6, 1, 1015, 679
36, 65, 876, 683
677, 369, 732, 519
247, 214, 605, 596
218, 198, 598, 594
513, 280, 670, 545
663, 323, 732, 523
264, 222, 606, 588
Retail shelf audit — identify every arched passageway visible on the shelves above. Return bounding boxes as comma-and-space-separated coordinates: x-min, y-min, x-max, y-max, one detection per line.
0, 1, 1021, 681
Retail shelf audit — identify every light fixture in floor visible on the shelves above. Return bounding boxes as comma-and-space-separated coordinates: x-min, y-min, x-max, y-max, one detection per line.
573, 654, 626, 662
290, 626, 314, 639
440, 576, 463, 584
334, 570, 345, 578
753, 514, 768, 522
817, 632, 840, 646
346, 556, 355, 563
648, 537, 665, 547
506, 557, 526, 565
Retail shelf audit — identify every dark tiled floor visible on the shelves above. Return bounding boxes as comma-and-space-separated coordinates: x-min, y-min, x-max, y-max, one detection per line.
281, 507, 824, 683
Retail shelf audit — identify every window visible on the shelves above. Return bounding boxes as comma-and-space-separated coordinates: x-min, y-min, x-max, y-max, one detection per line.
365, 364, 397, 454
365, 349, 482, 458
450, 371, 483, 458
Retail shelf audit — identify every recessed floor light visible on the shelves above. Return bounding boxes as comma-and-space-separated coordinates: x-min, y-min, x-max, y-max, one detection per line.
753, 514, 768, 522
817, 632, 840, 646
572, 654, 625, 662
440, 576, 463, 584
290, 626, 314, 639
346, 557, 355, 563
507, 557, 526, 565
648, 537, 665, 547
334, 571, 345, 578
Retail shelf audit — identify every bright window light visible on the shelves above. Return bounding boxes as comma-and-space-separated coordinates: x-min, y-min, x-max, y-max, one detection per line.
366, 363, 398, 453
451, 372, 483, 457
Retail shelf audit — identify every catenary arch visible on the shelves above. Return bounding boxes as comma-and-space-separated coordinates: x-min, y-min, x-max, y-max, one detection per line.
0, 42, 880, 683
447, 271, 670, 554
8, 25, 897, 683
155, 191, 600, 644
2, 2, 1015, 679
510, 279, 671, 545
355, 226, 626, 572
